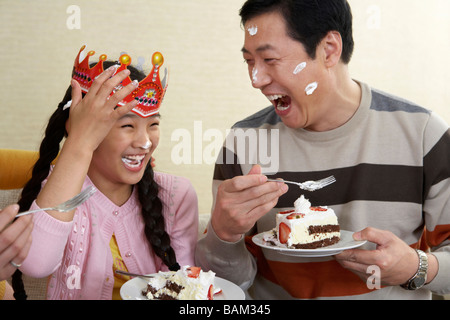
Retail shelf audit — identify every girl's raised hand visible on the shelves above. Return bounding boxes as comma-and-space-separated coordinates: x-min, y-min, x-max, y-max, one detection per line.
67, 65, 139, 152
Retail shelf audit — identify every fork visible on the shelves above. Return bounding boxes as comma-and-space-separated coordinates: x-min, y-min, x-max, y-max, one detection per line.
267, 175, 336, 192
15, 186, 97, 218
115, 270, 154, 279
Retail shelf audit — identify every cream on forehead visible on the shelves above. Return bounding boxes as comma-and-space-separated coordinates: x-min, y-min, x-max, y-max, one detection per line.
247, 25, 258, 36
293, 62, 307, 75
305, 82, 318, 96
252, 67, 258, 83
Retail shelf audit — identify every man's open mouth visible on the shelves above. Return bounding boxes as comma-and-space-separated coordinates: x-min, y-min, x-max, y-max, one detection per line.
267, 94, 291, 112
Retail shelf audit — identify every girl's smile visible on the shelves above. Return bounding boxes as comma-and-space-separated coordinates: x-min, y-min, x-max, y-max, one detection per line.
121, 154, 147, 171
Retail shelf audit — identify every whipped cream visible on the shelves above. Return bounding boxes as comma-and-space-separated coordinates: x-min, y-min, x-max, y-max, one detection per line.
294, 195, 311, 214
247, 25, 258, 36
293, 62, 307, 75
145, 266, 217, 300
305, 82, 318, 96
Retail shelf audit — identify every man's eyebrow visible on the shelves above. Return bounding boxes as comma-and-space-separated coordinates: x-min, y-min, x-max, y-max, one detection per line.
241, 44, 277, 54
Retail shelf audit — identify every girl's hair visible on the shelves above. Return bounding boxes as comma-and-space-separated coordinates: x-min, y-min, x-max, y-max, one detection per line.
12, 61, 179, 300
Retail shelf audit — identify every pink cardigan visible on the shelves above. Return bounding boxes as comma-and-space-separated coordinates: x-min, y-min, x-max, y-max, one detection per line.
21, 172, 198, 300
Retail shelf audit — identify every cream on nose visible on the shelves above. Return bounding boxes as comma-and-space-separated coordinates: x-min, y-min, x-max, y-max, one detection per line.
140, 140, 151, 150
251, 66, 271, 89
252, 67, 258, 84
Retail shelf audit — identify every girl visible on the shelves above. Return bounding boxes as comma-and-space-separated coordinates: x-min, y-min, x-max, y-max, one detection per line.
15, 53, 198, 300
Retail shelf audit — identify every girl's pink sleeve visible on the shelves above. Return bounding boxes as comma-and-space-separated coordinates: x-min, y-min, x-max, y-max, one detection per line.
20, 201, 73, 278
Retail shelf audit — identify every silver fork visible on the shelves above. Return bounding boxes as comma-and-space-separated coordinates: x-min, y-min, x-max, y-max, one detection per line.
267, 175, 336, 192
15, 186, 97, 217
115, 270, 154, 279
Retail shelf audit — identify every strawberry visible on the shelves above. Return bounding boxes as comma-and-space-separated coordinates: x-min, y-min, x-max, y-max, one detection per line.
310, 207, 327, 212
279, 210, 295, 215
287, 213, 305, 219
207, 284, 214, 300
279, 223, 291, 244
187, 266, 201, 278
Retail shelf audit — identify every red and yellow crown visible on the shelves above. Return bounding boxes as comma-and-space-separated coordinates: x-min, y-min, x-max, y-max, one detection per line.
72, 45, 168, 118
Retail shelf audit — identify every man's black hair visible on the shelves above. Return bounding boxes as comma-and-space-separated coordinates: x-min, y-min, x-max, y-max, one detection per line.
240, 0, 355, 64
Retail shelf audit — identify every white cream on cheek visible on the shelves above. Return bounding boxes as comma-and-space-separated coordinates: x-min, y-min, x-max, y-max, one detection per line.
305, 82, 318, 96
293, 62, 307, 75
293, 62, 318, 96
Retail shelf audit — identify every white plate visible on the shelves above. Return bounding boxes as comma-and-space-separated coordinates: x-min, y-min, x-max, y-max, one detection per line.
252, 230, 367, 257
120, 275, 245, 300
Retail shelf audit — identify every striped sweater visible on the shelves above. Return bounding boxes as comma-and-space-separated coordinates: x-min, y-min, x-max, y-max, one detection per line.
195, 81, 450, 299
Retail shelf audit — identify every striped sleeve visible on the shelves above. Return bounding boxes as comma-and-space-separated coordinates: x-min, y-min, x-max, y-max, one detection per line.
422, 113, 450, 294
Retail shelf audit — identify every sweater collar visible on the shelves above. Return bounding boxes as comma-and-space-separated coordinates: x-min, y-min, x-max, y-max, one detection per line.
83, 176, 140, 216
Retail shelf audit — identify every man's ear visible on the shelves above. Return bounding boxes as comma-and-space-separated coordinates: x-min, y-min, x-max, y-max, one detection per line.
320, 31, 343, 68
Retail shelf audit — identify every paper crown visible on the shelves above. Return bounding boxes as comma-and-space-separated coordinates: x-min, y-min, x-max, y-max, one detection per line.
72, 45, 168, 118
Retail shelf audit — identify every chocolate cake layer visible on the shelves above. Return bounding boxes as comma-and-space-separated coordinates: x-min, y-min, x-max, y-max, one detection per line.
291, 236, 340, 249
308, 225, 340, 235
142, 281, 184, 300
166, 281, 184, 294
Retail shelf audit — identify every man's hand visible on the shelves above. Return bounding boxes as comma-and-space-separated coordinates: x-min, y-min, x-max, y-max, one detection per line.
335, 227, 438, 286
0, 205, 33, 280
211, 165, 288, 242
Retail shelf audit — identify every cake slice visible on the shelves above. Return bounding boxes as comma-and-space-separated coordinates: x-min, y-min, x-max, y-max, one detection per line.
276, 195, 340, 249
142, 266, 219, 300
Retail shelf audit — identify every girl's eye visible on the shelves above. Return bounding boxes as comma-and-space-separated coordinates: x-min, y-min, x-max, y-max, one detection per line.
121, 124, 133, 128
149, 120, 160, 127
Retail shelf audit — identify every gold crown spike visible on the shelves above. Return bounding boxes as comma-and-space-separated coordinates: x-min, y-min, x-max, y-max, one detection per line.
72, 45, 168, 118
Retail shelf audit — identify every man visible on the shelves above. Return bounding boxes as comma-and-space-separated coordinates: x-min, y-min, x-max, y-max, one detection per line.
0, 204, 33, 299
195, 0, 450, 299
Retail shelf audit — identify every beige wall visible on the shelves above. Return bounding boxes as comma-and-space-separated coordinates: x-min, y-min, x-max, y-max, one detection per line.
1, 0, 449, 214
